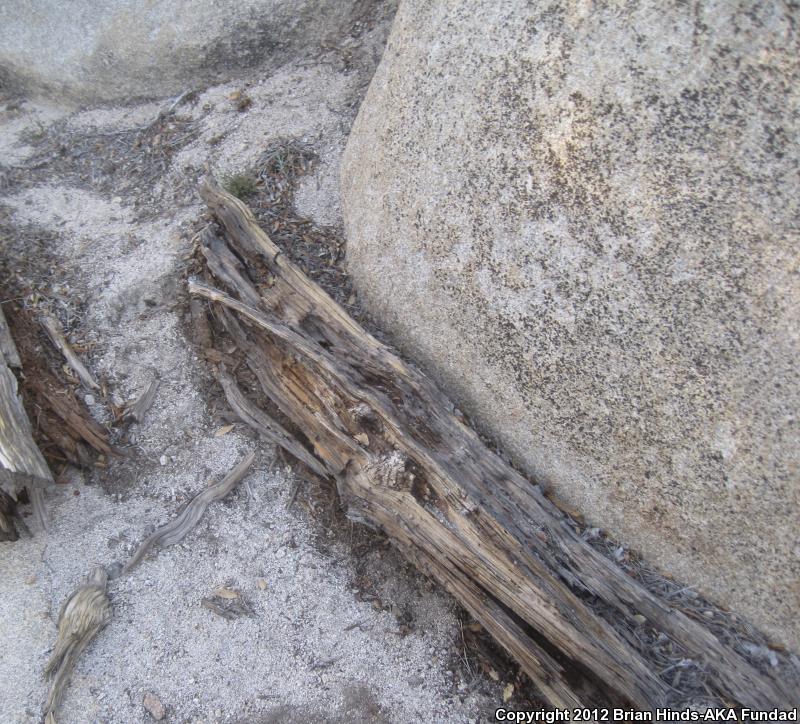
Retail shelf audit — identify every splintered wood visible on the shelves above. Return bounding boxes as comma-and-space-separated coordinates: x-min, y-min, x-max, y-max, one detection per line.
189, 179, 796, 709
5, 302, 114, 471
0, 302, 116, 537
0, 306, 52, 534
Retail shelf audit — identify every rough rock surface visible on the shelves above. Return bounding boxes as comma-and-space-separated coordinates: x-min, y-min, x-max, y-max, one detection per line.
1, 0, 376, 102
341, 1, 800, 649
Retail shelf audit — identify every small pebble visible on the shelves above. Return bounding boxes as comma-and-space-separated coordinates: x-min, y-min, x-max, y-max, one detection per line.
143, 692, 165, 720
84, 394, 95, 405
159, 455, 168, 466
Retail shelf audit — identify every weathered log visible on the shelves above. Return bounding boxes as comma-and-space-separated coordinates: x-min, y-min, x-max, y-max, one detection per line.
190, 178, 796, 709
9, 302, 115, 469
0, 306, 64, 535
0, 300, 120, 536
0, 331, 52, 533
216, 370, 328, 478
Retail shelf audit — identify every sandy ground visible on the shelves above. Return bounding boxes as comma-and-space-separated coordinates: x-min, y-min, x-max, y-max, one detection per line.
0, 9, 506, 723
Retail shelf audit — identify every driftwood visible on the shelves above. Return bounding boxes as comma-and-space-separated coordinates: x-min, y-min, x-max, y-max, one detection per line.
44, 566, 112, 723
189, 178, 796, 709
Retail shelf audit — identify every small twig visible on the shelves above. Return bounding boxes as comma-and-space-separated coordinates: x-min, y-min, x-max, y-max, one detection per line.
164, 88, 194, 115
310, 657, 341, 671
90, 89, 196, 138
39, 312, 100, 391
664, 586, 697, 600
123, 451, 256, 573
459, 619, 473, 676
201, 592, 253, 620
286, 474, 302, 510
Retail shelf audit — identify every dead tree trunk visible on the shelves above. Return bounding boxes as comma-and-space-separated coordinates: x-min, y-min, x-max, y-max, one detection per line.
0, 306, 51, 536
189, 179, 796, 709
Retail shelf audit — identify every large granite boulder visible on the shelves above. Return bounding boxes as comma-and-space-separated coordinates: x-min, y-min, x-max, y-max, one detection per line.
342, 1, 800, 648
0, 0, 378, 102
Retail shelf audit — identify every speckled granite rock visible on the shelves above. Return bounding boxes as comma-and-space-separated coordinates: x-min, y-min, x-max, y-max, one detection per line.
342, 1, 800, 649
0, 0, 383, 102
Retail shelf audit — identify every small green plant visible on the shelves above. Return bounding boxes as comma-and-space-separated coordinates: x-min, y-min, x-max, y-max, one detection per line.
221, 173, 257, 199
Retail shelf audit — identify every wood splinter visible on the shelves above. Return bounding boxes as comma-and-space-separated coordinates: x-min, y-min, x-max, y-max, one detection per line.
122, 376, 160, 424
39, 312, 100, 392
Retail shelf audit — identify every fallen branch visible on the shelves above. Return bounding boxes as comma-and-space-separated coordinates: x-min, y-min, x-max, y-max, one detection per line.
39, 312, 100, 391
122, 451, 256, 573
189, 178, 796, 709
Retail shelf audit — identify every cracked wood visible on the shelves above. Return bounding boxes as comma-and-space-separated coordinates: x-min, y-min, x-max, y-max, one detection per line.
189, 178, 796, 710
